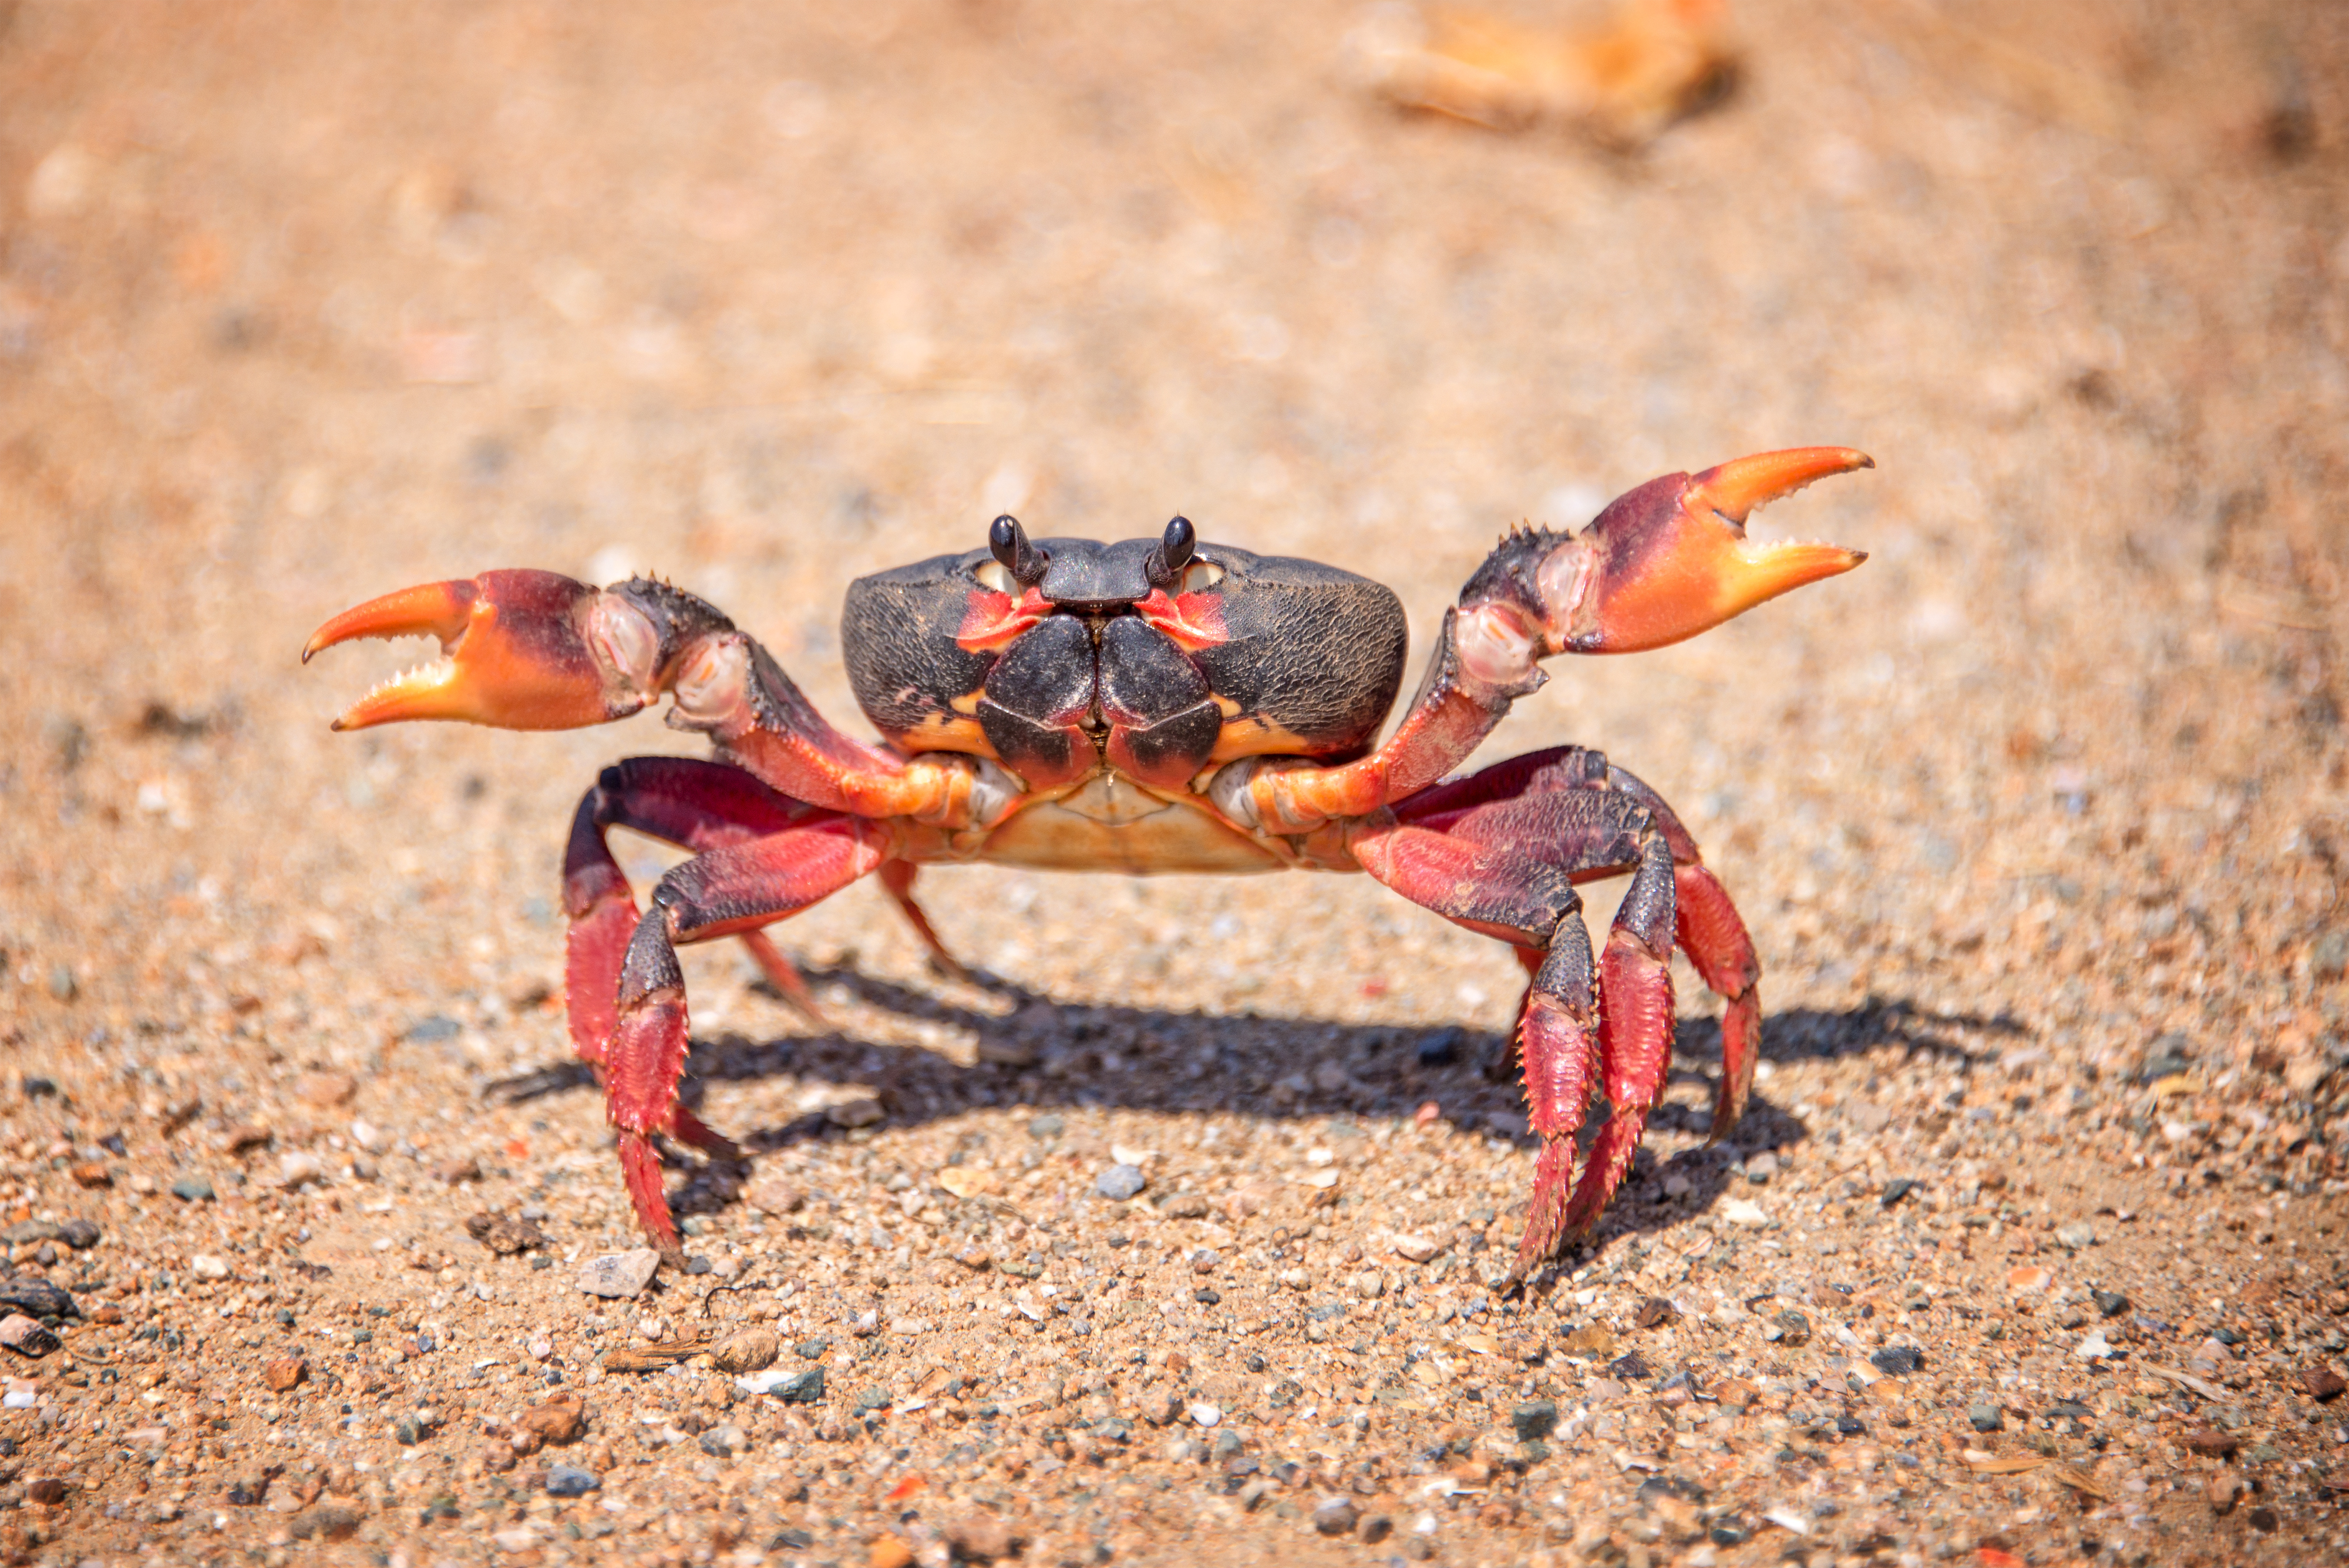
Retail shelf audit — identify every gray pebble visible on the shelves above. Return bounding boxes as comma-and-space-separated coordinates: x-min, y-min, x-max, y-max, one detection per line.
546, 1465, 600, 1497
1096, 1163, 1147, 1201
1028, 1114, 1065, 1140
1512, 1399, 1559, 1441
1313, 1496, 1359, 1536
170, 1177, 215, 1202
1968, 1402, 2003, 1432
2092, 1289, 2131, 1317
573, 1248, 660, 1300
2055, 1220, 2097, 1250
775, 1368, 825, 1404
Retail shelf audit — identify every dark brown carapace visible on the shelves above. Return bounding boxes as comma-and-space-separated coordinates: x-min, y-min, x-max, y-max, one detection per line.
305, 447, 1870, 1280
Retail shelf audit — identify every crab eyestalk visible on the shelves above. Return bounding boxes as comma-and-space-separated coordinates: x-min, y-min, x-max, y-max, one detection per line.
302, 569, 659, 731
1462, 446, 1872, 664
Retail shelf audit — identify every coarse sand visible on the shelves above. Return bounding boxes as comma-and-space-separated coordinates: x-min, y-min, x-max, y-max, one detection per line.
1, 2, 2346, 1565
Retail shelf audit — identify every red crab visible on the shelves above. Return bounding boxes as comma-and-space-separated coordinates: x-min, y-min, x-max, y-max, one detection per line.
306, 447, 1869, 1279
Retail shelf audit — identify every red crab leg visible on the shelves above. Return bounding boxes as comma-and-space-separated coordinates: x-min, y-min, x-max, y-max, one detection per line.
563, 757, 837, 1054
878, 860, 971, 981
304, 570, 983, 825
1236, 449, 1869, 835
1402, 745, 1763, 1141
1351, 780, 1679, 1278
609, 819, 889, 1260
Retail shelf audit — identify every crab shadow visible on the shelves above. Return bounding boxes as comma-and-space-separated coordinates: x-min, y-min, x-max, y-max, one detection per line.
492, 965, 2021, 1254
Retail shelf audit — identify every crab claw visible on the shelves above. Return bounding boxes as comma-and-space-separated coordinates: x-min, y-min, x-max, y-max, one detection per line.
303, 568, 653, 732
1464, 447, 1871, 663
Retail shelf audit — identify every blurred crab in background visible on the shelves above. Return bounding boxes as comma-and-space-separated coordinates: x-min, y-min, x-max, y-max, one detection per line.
307, 446, 1869, 1280
1355, 0, 1737, 149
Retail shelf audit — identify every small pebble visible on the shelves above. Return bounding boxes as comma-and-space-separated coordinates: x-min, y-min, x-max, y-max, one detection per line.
2297, 1364, 2346, 1401
190, 1254, 229, 1280
546, 1464, 600, 1498
574, 1248, 661, 1299
0, 1315, 59, 1357
2092, 1289, 2130, 1317
1880, 1178, 1916, 1207
2054, 1220, 2097, 1250
263, 1357, 307, 1392
1189, 1402, 1221, 1427
1313, 1496, 1359, 1536
1027, 1114, 1065, 1140
767, 1367, 826, 1404
2186, 1426, 2239, 1458
1392, 1233, 1438, 1263
0, 1279, 74, 1318
1096, 1163, 1147, 1201
170, 1176, 215, 1202
1744, 1152, 1779, 1184
712, 1327, 780, 1373
1968, 1404, 2003, 1433
1512, 1399, 1559, 1441
1869, 1346, 1923, 1377
517, 1394, 587, 1444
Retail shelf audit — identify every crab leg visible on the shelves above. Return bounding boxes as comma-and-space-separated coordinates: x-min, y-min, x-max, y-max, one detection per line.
1409, 747, 1761, 1138
304, 570, 987, 825
608, 820, 889, 1259
1229, 449, 1869, 835
1351, 781, 1680, 1277
562, 757, 837, 1051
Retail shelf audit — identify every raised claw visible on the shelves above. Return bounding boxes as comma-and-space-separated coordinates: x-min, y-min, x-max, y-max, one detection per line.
303, 569, 657, 731
1460, 446, 1871, 665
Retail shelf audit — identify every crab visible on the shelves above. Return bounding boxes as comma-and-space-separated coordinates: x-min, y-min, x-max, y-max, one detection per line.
305, 446, 1869, 1280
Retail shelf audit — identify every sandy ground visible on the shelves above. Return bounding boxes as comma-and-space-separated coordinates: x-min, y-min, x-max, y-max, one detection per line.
2, 1, 2348, 1564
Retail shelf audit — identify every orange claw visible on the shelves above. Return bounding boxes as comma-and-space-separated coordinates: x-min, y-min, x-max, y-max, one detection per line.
1555, 446, 1870, 654
303, 569, 642, 732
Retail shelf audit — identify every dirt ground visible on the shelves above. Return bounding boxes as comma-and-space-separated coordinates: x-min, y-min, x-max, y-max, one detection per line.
2, 1, 2348, 1564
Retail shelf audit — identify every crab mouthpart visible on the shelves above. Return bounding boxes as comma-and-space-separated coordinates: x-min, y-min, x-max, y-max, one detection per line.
304, 569, 625, 731
1550, 446, 1871, 654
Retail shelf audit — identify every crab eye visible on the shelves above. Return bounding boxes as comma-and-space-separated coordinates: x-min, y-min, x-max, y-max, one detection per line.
972, 560, 1014, 593
1160, 516, 1196, 573
1179, 559, 1224, 593
988, 515, 1024, 570
987, 514, 1048, 586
